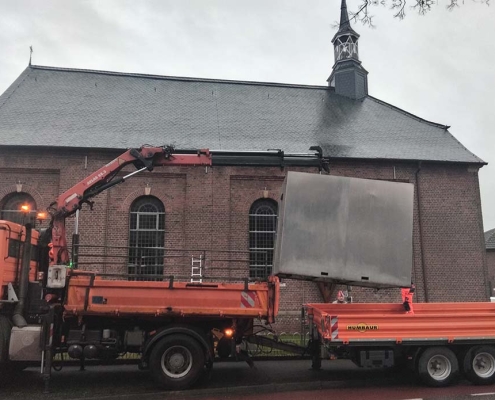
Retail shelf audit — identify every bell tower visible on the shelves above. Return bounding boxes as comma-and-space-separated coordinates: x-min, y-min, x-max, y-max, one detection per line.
328, 0, 368, 99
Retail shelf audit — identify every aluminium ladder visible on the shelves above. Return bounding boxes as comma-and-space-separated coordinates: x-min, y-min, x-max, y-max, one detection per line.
191, 255, 203, 283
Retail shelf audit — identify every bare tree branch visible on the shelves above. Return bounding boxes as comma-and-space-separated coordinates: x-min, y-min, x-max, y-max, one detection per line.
412, 0, 435, 16
391, 0, 408, 19
349, 0, 489, 26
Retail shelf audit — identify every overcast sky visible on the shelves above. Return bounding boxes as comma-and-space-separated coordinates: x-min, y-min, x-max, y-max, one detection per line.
1, 0, 494, 231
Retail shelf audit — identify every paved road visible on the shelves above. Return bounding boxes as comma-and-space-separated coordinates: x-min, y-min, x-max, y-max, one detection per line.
204, 388, 495, 400
2, 359, 495, 400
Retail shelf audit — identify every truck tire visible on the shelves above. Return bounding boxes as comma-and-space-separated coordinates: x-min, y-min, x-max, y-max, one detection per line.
463, 346, 495, 385
417, 347, 459, 387
149, 334, 205, 390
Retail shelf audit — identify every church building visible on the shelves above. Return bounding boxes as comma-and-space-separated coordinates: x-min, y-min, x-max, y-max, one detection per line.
0, 0, 487, 330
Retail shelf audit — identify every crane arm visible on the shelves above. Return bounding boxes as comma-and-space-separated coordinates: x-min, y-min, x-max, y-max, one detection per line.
48, 145, 211, 265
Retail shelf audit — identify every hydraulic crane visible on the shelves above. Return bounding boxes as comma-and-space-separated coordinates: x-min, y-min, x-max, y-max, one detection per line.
46, 145, 211, 266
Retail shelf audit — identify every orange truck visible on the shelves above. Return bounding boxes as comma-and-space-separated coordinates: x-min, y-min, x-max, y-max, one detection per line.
0, 145, 493, 391
0, 145, 290, 393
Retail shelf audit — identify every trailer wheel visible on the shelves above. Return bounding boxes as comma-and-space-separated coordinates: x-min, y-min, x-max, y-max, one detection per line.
463, 346, 495, 385
149, 334, 205, 390
417, 347, 459, 387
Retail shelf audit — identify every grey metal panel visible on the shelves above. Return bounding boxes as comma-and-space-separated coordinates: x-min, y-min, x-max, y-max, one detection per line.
273, 172, 414, 288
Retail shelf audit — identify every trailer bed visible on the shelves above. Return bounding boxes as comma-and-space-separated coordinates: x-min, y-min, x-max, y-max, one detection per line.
307, 302, 495, 345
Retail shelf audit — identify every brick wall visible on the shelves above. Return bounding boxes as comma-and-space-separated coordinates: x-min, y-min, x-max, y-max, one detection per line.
0, 147, 488, 331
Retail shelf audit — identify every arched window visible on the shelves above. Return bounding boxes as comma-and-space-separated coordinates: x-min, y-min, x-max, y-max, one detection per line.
249, 199, 278, 279
128, 196, 165, 281
0, 192, 36, 226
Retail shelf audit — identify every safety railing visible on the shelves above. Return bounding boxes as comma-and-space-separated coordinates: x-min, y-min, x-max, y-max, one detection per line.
70, 241, 273, 282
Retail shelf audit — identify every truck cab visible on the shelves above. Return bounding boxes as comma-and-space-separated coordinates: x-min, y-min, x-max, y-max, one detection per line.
0, 220, 40, 304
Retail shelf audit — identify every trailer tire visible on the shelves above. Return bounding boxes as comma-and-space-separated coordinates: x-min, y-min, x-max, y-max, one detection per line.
417, 347, 459, 387
149, 334, 205, 390
463, 346, 495, 385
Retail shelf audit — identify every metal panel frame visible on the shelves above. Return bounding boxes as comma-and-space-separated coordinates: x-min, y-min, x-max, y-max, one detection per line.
273, 172, 414, 288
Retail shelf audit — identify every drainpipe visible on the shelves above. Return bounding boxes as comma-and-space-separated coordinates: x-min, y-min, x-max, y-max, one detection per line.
12, 223, 33, 327
415, 163, 429, 303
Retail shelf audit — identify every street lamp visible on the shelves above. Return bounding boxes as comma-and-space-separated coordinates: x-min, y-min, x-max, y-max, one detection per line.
36, 211, 47, 225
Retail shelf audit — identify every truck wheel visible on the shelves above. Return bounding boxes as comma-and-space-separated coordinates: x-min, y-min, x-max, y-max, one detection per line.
463, 346, 495, 385
149, 334, 205, 390
417, 347, 459, 387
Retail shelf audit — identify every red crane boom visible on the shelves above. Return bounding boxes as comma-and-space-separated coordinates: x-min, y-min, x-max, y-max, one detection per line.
47, 145, 211, 265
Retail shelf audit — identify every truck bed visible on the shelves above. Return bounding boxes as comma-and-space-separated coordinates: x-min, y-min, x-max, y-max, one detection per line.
64, 272, 279, 322
307, 302, 495, 345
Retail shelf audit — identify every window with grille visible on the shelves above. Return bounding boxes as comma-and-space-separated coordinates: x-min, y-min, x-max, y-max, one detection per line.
249, 199, 278, 279
128, 196, 165, 281
0, 193, 36, 226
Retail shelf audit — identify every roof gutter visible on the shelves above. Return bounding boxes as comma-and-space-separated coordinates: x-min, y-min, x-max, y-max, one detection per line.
327, 155, 487, 167
0, 145, 484, 166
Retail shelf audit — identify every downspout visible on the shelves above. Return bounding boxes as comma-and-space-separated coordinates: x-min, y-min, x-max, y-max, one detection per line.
12, 223, 33, 327
415, 162, 429, 302
471, 165, 490, 300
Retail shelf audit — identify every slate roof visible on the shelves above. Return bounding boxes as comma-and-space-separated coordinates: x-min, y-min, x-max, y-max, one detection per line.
486, 229, 495, 250
0, 65, 484, 164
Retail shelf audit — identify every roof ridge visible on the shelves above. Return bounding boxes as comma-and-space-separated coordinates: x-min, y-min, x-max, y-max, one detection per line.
30, 64, 331, 91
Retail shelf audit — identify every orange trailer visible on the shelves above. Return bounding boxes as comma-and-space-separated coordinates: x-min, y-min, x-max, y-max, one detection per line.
306, 302, 495, 387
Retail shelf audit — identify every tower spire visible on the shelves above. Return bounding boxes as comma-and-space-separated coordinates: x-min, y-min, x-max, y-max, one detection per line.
334, 0, 360, 40
327, 0, 368, 99
339, 0, 351, 33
